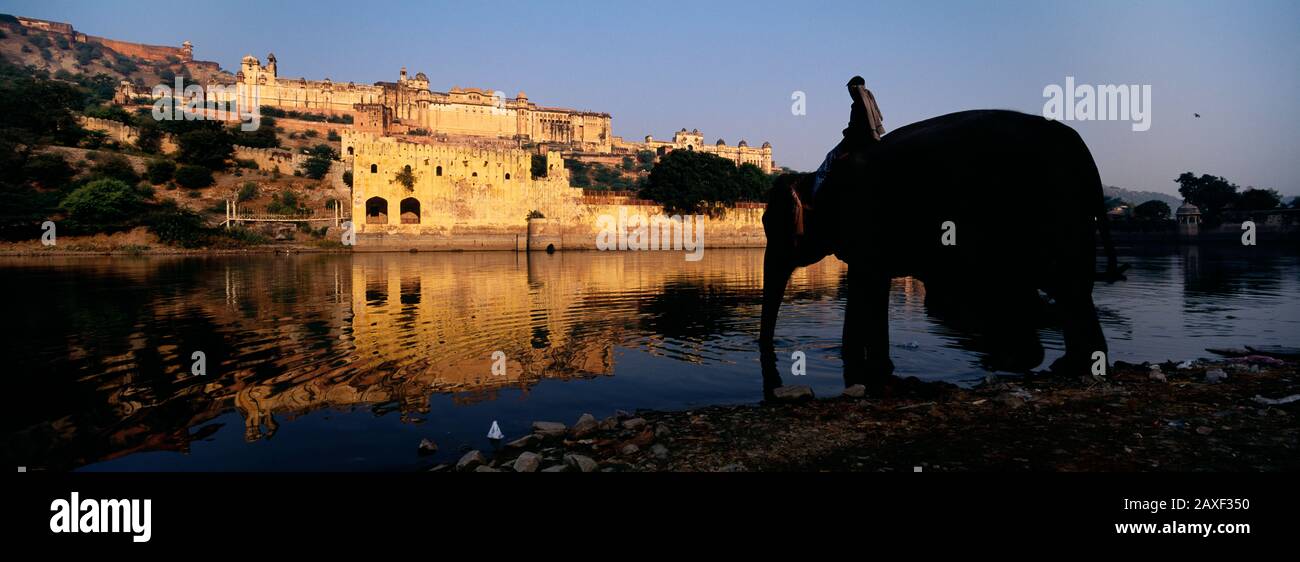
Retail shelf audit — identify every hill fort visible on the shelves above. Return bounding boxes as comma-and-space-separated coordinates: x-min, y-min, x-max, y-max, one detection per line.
12, 15, 774, 251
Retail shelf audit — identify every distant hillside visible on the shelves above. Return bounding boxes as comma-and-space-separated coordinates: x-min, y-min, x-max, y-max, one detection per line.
0, 14, 231, 88
1103, 185, 1182, 210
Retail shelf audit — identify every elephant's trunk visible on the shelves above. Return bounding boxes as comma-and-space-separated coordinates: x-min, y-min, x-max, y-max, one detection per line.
759, 247, 793, 351
760, 247, 794, 392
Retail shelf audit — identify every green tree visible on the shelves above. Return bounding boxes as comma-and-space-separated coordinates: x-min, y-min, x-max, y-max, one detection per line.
734, 163, 770, 202
23, 152, 74, 188
60, 178, 145, 228
635, 150, 656, 172
177, 127, 234, 170
0, 59, 87, 144
1133, 200, 1171, 221
89, 153, 140, 184
1236, 187, 1282, 211
639, 149, 755, 215
237, 181, 258, 202
1175, 172, 1238, 224
134, 119, 164, 153
146, 159, 176, 184
394, 165, 416, 191
174, 164, 214, 188
301, 143, 335, 179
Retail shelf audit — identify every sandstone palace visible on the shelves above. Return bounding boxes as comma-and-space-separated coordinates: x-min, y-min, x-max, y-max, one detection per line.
233, 53, 773, 171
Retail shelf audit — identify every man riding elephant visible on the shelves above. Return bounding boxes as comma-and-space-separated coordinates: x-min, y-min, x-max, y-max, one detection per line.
760, 76, 1125, 396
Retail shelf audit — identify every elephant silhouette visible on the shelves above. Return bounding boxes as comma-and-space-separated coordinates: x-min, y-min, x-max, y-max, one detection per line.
759, 109, 1126, 395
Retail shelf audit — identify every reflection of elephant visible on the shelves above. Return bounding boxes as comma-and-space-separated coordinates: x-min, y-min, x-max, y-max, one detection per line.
760, 110, 1124, 392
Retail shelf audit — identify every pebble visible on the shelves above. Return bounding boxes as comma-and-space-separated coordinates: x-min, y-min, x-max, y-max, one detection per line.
506, 434, 538, 449
651, 444, 669, 459
513, 452, 542, 473
456, 450, 486, 472
773, 385, 814, 401
532, 421, 567, 438
417, 438, 438, 455
621, 444, 640, 455
598, 416, 619, 431
541, 464, 568, 472
570, 413, 598, 438
622, 418, 647, 430
474, 465, 500, 472
563, 453, 599, 473
1205, 369, 1228, 384
842, 384, 867, 398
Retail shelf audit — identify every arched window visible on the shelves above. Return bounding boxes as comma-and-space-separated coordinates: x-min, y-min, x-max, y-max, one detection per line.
365, 196, 388, 224
504, 173, 511, 180
436, 165, 443, 176
472, 172, 477, 177
370, 163, 377, 174
347, 146, 353, 155
399, 197, 420, 224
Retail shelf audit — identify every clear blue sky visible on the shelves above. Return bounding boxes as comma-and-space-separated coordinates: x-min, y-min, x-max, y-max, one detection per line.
5, 0, 1298, 197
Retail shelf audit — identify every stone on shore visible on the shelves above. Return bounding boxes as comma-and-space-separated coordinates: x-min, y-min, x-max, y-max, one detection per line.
506, 434, 539, 449
651, 444, 669, 459
417, 438, 438, 455
598, 416, 619, 431
456, 450, 486, 472
513, 452, 542, 473
621, 444, 640, 455
622, 417, 647, 430
842, 384, 867, 398
1205, 369, 1228, 384
564, 453, 599, 473
474, 465, 500, 472
773, 385, 814, 401
532, 421, 567, 438
541, 464, 568, 472
571, 413, 598, 438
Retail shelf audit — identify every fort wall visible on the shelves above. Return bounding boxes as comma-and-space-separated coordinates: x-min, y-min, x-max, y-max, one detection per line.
345, 132, 766, 252
78, 116, 178, 154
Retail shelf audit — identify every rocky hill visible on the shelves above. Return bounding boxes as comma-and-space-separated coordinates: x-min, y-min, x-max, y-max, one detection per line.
0, 14, 232, 88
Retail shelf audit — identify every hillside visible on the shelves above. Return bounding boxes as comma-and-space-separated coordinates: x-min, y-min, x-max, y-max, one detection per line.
1103, 185, 1182, 209
0, 14, 232, 90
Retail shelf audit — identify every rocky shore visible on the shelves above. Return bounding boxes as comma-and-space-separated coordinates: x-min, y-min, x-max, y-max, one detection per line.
431, 352, 1298, 472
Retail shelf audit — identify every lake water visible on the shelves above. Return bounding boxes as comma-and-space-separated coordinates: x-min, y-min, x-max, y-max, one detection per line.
3, 246, 1297, 471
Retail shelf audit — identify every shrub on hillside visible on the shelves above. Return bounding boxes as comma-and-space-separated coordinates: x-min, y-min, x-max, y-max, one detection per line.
174, 164, 213, 188
89, 154, 140, 184
146, 159, 176, 184
23, 152, 75, 188
60, 178, 145, 229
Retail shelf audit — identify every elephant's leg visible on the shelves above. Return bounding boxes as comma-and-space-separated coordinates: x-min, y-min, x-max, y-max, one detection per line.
980, 287, 1045, 372
842, 267, 893, 388
1051, 280, 1107, 375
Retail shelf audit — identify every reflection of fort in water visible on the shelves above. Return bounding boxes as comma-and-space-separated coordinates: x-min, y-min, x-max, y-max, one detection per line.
212, 252, 849, 439
7, 252, 848, 469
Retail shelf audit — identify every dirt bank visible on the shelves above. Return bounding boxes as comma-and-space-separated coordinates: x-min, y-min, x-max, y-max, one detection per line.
448, 356, 1298, 472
